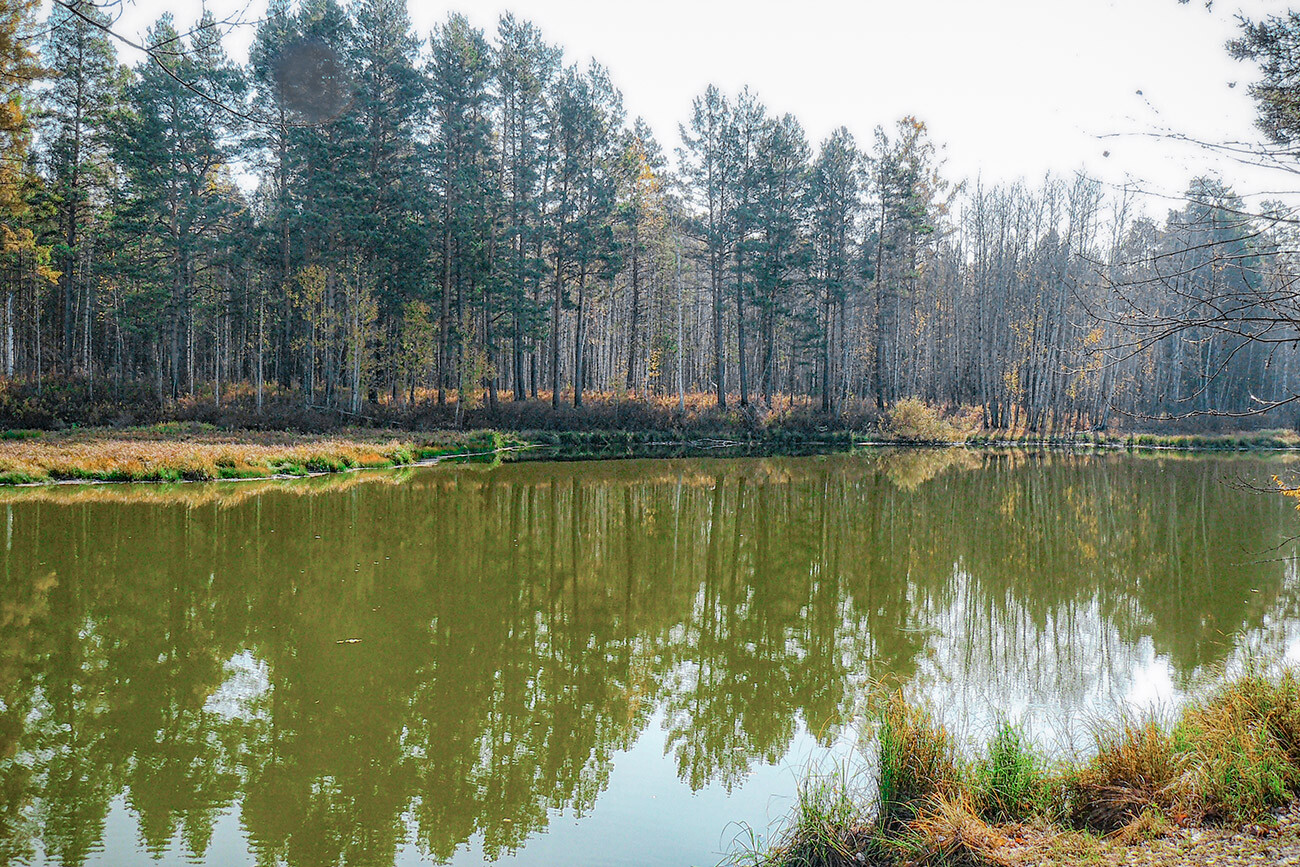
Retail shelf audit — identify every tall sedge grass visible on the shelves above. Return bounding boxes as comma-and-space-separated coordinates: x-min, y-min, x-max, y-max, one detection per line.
968, 722, 1049, 823
741, 670, 1300, 867
876, 694, 961, 831
1181, 669, 1300, 822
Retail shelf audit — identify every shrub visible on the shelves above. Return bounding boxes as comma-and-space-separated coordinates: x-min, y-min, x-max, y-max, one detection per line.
882, 398, 975, 443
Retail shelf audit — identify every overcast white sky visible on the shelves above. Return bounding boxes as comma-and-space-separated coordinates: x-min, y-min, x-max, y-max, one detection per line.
95, 0, 1299, 209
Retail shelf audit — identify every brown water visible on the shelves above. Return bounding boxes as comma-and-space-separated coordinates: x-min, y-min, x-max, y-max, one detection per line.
2, 449, 1299, 866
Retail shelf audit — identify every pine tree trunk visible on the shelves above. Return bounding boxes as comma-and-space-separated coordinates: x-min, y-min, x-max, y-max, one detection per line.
736, 249, 749, 408
438, 220, 452, 407
574, 266, 586, 409
712, 248, 726, 409
625, 221, 640, 391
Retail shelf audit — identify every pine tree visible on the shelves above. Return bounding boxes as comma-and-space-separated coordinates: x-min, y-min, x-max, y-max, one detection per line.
567, 63, 623, 409
871, 118, 943, 408
495, 14, 558, 401
247, 0, 302, 398
1230, 12, 1300, 152
428, 13, 494, 414
42, 1, 119, 377
288, 0, 362, 407
750, 112, 810, 405
808, 128, 861, 412
728, 88, 765, 407
349, 0, 425, 372
679, 85, 733, 408
114, 12, 245, 398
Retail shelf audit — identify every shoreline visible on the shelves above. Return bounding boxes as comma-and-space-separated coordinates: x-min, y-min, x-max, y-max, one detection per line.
743, 669, 1300, 866
0, 425, 1298, 487
6, 444, 538, 488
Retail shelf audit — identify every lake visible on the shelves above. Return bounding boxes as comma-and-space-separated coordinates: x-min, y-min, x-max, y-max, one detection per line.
2, 449, 1298, 866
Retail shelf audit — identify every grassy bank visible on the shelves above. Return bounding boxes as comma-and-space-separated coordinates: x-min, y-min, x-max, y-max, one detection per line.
967, 428, 1300, 451
2, 421, 1299, 487
0, 426, 874, 486
740, 669, 1300, 866
0, 425, 519, 484
487, 425, 1300, 458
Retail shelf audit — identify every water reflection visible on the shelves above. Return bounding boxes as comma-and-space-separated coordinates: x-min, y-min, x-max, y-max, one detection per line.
0, 451, 1296, 865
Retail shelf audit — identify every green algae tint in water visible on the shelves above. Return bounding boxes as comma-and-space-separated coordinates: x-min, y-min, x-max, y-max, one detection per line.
1, 450, 1299, 866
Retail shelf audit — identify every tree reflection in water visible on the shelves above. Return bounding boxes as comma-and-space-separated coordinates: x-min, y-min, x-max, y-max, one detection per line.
0, 451, 1294, 865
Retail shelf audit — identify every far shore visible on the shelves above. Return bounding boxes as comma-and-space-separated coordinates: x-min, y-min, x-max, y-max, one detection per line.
0, 423, 1298, 487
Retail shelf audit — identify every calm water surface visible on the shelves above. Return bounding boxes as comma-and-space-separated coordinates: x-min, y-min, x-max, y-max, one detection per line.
2, 450, 1300, 866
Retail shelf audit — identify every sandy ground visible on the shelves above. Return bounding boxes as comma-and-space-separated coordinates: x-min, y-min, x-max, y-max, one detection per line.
1008, 801, 1300, 866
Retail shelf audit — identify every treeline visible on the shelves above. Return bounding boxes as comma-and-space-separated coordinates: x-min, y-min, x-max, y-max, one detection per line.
4, 0, 1298, 429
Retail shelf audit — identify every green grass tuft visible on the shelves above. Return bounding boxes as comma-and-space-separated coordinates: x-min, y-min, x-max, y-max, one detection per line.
970, 722, 1049, 823
737, 769, 873, 867
876, 693, 961, 831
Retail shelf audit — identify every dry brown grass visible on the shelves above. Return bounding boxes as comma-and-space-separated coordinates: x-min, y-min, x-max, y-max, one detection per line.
0, 465, 418, 508
1106, 808, 1172, 846
1068, 719, 1193, 832
0, 426, 504, 485
900, 794, 1015, 867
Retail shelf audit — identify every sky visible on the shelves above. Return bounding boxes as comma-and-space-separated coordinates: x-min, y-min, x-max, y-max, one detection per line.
91, 0, 1300, 210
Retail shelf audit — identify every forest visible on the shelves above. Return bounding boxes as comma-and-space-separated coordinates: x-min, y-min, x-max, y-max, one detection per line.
5, 0, 1300, 432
